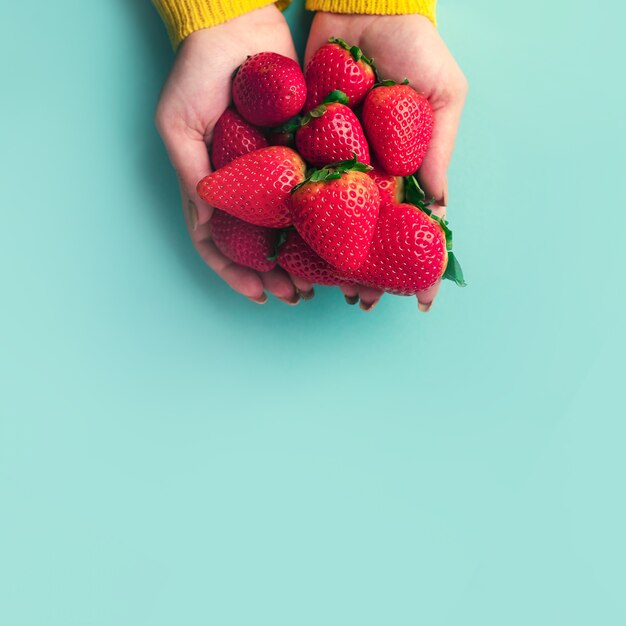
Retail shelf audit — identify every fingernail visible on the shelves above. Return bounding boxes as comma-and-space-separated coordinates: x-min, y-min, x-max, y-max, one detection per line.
249, 293, 268, 305
418, 300, 433, 313
360, 300, 378, 312
186, 199, 198, 232
344, 294, 359, 305
297, 287, 315, 301
280, 293, 300, 306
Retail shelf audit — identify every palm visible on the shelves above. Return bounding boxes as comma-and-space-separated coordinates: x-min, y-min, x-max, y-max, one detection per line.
305, 12, 467, 310
156, 7, 311, 304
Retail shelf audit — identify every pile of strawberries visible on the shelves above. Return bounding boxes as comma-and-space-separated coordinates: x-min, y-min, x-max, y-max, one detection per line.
198, 37, 465, 301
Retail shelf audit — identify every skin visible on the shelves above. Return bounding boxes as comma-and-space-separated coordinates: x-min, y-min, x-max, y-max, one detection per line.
156, 8, 467, 311
305, 13, 468, 311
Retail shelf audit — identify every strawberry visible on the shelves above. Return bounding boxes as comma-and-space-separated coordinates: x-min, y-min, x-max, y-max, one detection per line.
277, 230, 349, 286
197, 146, 306, 228
211, 107, 268, 170
347, 203, 449, 294
209, 210, 278, 272
304, 37, 376, 111
295, 91, 370, 168
290, 156, 380, 271
368, 161, 404, 205
233, 52, 306, 127
362, 81, 434, 176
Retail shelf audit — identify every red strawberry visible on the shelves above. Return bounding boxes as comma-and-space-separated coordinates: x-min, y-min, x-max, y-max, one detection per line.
295, 91, 370, 167
290, 157, 380, 271
211, 107, 268, 170
209, 210, 278, 272
347, 203, 448, 294
277, 230, 349, 286
362, 82, 434, 176
304, 37, 376, 111
233, 52, 306, 127
197, 146, 306, 228
368, 161, 404, 205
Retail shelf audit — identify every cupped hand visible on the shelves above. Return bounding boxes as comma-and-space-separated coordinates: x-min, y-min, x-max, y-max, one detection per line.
155, 6, 313, 305
306, 13, 468, 311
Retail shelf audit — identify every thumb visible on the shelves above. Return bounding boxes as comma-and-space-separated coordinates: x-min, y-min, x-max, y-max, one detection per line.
159, 125, 213, 227
417, 96, 465, 205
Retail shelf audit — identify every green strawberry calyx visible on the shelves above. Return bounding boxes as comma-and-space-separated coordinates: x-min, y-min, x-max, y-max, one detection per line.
328, 37, 375, 67
266, 227, 293, 262
372, 78, 410, 89
299, 90, 350, 126
404, 175, 467, 287
290, 153, 372, 193
270, 116, 302, 136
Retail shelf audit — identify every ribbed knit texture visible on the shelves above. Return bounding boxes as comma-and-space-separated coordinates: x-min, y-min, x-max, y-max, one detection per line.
306, 0, 436, 25
153, 0, 437, 49
152, 0, 285, 48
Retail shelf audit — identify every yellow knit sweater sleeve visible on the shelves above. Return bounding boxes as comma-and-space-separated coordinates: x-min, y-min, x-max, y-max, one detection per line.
153, 0, 436, 49
306, 0, 436, 25
152, 0, 291, 48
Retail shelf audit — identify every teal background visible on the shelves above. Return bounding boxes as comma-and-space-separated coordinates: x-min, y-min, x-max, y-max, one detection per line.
1, 0, 625, 623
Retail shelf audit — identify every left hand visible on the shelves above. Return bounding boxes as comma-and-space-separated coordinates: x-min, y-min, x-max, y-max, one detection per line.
305, 12, 468, 311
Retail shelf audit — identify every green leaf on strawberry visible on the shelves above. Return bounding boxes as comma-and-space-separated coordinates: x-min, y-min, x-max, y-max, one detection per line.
266, 227, 292, 261
442, 251, 466, 287
323, 90, 350, 105
404, 174, 432, 209
373, 78, 410, 88
328, 37, 375, 67
271, 116, 302, 135
291, 153, 372, 193
300, 90, 350, 126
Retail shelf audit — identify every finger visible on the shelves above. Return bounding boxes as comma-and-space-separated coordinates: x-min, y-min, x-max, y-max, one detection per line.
160, 125, 213, 225
193, 229, 266, 302
340, 284, 359, 306
416, 280, 441, 313
358, 286, 384, 312
417, 95, 466, 204
288, 274, 315, 300
259, 267, 300, 305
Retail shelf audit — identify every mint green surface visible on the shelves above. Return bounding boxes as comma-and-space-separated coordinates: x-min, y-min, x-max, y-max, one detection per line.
1, 1, 625, 624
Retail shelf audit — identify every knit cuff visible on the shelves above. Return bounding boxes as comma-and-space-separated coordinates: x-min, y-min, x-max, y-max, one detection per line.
305, 0, 437, 26
153, 0, 290, 49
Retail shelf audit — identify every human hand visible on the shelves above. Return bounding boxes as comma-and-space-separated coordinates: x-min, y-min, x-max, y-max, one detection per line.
155, 6, 313, 305
305, 13, 468, 310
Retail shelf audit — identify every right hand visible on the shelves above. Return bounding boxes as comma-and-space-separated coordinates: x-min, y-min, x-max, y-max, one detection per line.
155, 6, 313, 305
